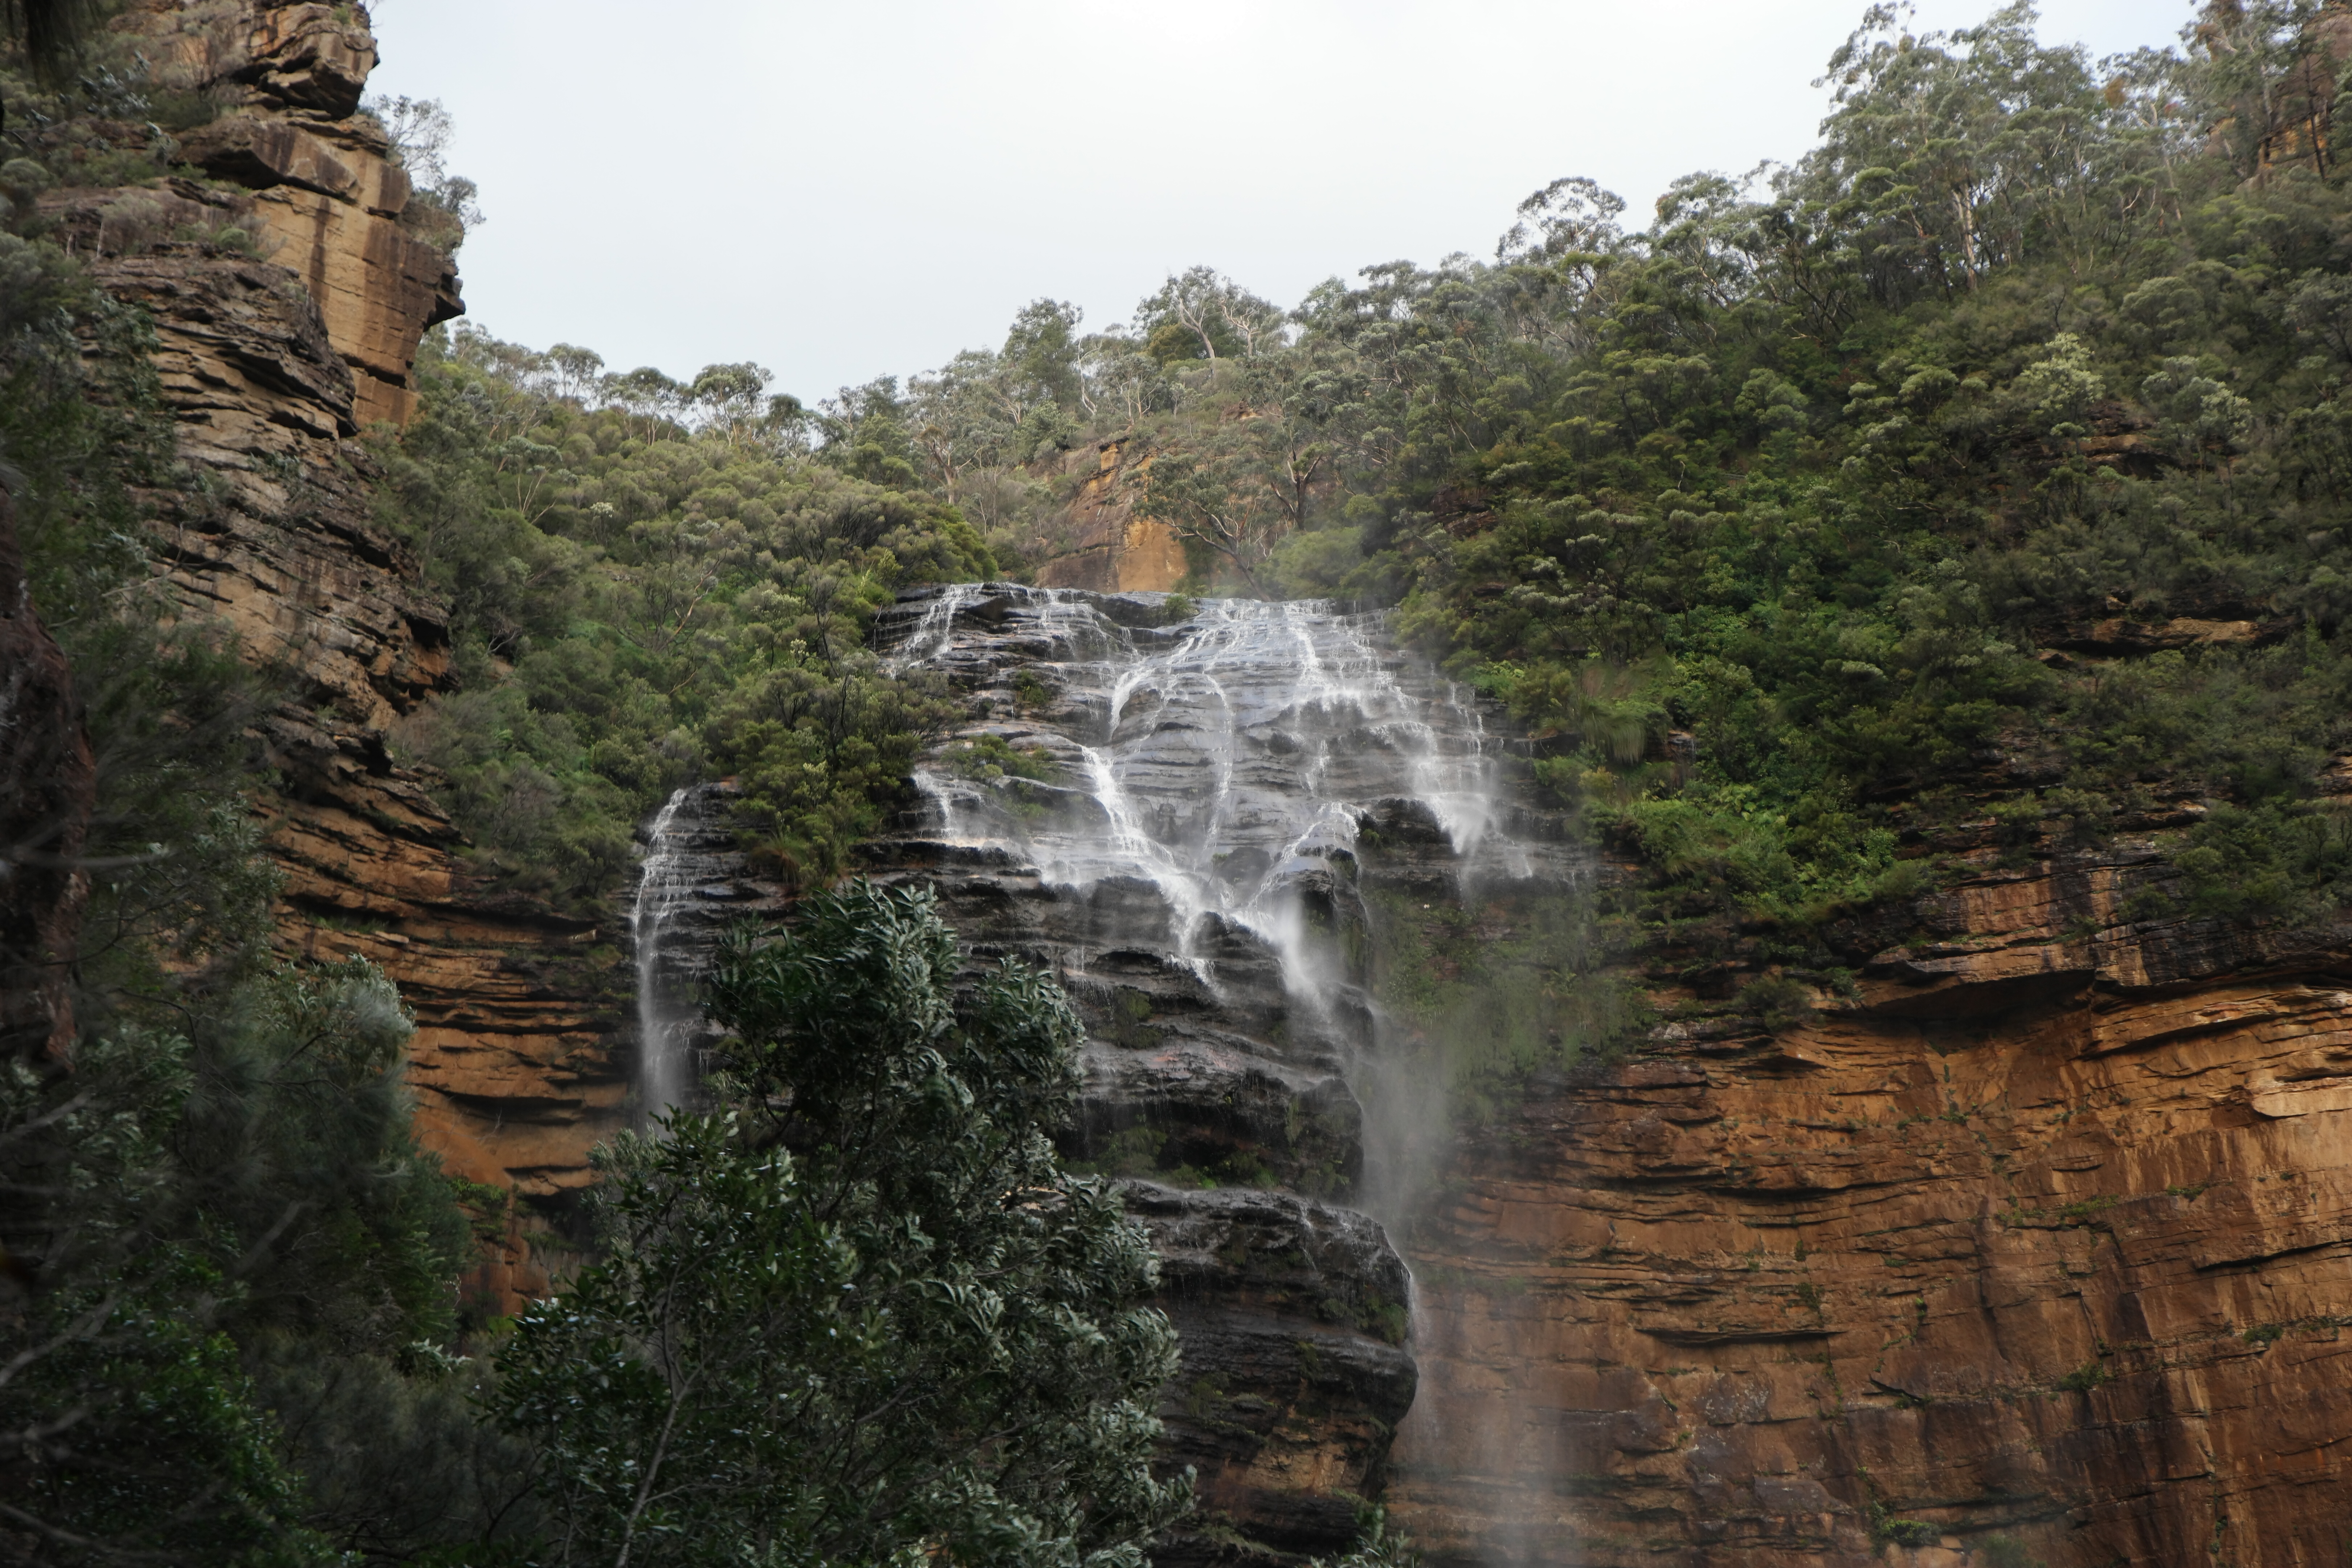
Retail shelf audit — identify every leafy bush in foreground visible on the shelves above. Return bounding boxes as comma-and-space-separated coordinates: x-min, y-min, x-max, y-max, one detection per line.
500, 882, 1190, 1567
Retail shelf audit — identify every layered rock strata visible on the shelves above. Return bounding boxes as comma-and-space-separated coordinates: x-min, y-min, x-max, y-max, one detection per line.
103, 0, 465, 424
29, 2, 622, 1289
619, 755, 1429, 1564
834, 586, 2352, 1567
844, 584, 1592, 1561
1384, 850, 2352, 1567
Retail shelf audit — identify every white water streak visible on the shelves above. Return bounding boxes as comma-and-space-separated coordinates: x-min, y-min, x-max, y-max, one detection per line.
897, 588, 1531, 1013
631, 787, 694, 1121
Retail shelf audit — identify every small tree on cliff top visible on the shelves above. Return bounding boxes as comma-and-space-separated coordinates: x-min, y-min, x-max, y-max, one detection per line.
498, 881, 1191, 1568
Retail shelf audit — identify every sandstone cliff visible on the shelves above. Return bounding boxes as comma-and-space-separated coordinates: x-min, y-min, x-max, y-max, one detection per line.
30, 1, 626, 1300
1384, 853, 2352, 1566
1023, 437, 1189, 592
107, 0, 464, 424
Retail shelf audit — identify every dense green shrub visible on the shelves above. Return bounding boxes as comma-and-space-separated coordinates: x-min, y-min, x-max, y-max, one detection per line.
0, 963, 501, 1564
376, 328, 993, 907
499, 882, 1189, 1567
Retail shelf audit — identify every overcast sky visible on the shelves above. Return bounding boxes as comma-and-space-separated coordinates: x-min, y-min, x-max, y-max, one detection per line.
366, 0, 2193, 405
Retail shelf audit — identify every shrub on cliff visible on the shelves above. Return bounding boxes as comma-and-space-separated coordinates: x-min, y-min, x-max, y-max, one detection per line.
498, 881, 1191, 1567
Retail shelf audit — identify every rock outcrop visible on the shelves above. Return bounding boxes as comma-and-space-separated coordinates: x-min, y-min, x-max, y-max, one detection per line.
1384, 849, 2352, 1567
27, 1, 624, 1291
107, 0, 465, 424
1021, 438, 1189, 592
842, 585, 2352, 1568
614, 762, 1425, 1568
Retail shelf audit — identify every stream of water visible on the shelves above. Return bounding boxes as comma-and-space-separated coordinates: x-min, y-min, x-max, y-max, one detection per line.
630, 786, 696, 1122
899, 587, 1557, 1214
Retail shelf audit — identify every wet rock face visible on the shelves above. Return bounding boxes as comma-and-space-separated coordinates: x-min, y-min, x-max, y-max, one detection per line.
840, 583, 1585, 1563
852, 586, 2352, 1567
1130, 1183, 1419, 1565
627, 785, 775, 1120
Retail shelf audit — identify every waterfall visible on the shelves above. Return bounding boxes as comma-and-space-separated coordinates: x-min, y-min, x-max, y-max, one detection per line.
875, 582, 1585, 1563
631, 787, 695, 1122
917, 595, 1527, 924
892, 586, 1563, 1216
883, 581, 981, 673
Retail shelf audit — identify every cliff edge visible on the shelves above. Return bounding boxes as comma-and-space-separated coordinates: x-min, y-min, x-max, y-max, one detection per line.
33, 0, 628, 1304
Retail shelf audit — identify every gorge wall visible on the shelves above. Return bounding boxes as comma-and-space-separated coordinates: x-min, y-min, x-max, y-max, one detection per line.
34, 0, 627, 1300
38, 9, 2352, 1564
1385, 857, 2352, 1568
797, 585, 2352, 1568
634, 584, 1549, 1564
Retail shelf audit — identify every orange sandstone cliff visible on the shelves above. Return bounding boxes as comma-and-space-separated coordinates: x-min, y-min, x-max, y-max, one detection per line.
1024, 436, 1189, 592
39, 1, 628, 1299
1386, 847, 2352, 1567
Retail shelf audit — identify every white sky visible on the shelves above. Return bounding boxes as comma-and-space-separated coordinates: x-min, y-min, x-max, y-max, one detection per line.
366, 0, 2192, 405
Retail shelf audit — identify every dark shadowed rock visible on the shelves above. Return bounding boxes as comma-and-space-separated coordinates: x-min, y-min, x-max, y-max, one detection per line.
0, 487, 92, 1061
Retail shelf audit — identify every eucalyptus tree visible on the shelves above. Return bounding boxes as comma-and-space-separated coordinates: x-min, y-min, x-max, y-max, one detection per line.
1136, 266, 1286, 361
907, 299, 1089, 499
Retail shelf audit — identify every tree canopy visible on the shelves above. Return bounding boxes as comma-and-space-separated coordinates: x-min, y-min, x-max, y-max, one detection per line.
770, 0, 2352, 961
499, 881, 1191, 1568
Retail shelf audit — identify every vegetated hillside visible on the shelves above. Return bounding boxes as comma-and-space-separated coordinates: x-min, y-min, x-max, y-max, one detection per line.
374, 332, 992, 908
388, 2, 2352, 983
881, 0, 2352, 973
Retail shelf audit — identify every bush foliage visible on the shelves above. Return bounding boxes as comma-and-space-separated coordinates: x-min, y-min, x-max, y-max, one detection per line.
502, 882, 1189, 1567
376, 328, 995, 907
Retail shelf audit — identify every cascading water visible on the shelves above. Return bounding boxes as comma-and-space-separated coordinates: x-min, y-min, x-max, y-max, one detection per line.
883, 581, 982, 673
630, 787, 697, 1122
610, 583, 1568, 1560
892, 586, 1566, 1213
870, 582, 1591, 1564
